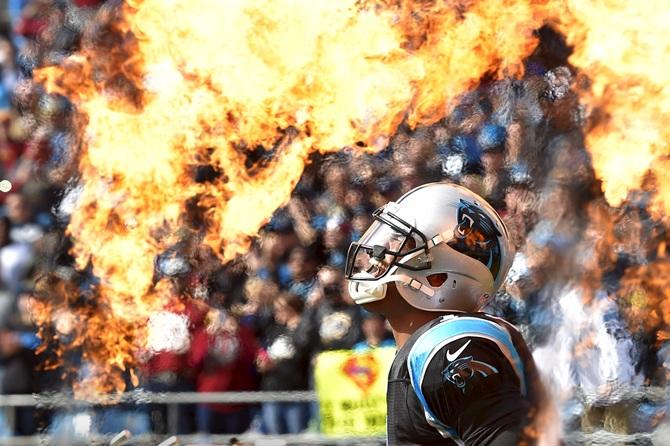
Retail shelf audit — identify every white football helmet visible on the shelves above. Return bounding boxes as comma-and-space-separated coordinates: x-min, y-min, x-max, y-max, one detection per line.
345, 182, 514, 312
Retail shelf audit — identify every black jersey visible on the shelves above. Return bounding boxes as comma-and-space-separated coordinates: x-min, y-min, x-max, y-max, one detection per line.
386, 312, 543, 445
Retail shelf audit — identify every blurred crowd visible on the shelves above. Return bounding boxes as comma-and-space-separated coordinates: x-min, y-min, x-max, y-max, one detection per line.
0, 0, 666, 442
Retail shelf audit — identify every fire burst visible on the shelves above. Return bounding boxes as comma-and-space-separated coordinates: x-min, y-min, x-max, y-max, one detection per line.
32, 0, 670, 395
552, 0, 670, 218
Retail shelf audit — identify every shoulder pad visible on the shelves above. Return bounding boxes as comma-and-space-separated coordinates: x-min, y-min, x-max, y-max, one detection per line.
407, 316, 526, 440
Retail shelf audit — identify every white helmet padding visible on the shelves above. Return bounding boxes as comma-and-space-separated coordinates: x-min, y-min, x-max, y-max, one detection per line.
345, 182, 514, 312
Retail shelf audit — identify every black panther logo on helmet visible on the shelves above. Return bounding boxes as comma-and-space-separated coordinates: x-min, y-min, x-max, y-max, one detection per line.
447, 199, 502, 281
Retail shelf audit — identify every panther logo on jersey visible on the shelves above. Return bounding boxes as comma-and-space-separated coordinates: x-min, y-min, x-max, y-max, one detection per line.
442, 355, 499, 393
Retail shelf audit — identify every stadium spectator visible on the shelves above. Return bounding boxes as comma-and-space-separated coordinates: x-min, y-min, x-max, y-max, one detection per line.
0, 292, 40, 435
141, 292, 206, 434
321, 216, 350, 269
302, 267, 362, 353
1, 194, 40, 293
256, 292, 310, 434
281, 246, 318, 301
237, 277, 278, 340
189, 309, 259, 434
352, 312, 395, 353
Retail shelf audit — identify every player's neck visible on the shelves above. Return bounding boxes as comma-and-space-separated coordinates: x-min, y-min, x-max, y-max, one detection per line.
387, 310, 442, 349
361, 285, 448, 348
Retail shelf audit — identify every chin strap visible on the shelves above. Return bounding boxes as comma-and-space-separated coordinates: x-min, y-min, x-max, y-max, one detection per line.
377, 272, 435, 297
393, 274, 435, 297
427, 230, 453, 249
384, 230, 453, 298
349, 271, 436, 304
396, 229, 453, 265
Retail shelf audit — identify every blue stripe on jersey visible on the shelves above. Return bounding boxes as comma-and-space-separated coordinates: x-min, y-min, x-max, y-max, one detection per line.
407, 316, 526, 439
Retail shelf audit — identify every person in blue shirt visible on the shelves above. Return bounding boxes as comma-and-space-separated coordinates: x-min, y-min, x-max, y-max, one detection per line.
352, 311, 395, 353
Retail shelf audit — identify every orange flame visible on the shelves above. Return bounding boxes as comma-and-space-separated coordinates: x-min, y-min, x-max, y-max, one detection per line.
34, 0, 548, 393
550, 2, 670, 374
32, 0, 670, 395
619, 259, 670, 344
551, 1, 670, 218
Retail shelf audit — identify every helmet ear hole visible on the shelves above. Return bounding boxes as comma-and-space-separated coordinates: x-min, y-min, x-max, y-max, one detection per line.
426, 273, 448, 287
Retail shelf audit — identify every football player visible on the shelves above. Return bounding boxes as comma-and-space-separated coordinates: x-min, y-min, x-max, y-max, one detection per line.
345, 182, 545, 445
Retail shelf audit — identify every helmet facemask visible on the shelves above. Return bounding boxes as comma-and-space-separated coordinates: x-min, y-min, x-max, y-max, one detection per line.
345, 203, 438, 305
345, 203, 432, 283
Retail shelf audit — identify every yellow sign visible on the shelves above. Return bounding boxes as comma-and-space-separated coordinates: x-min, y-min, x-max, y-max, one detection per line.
315, 347, 395, 436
